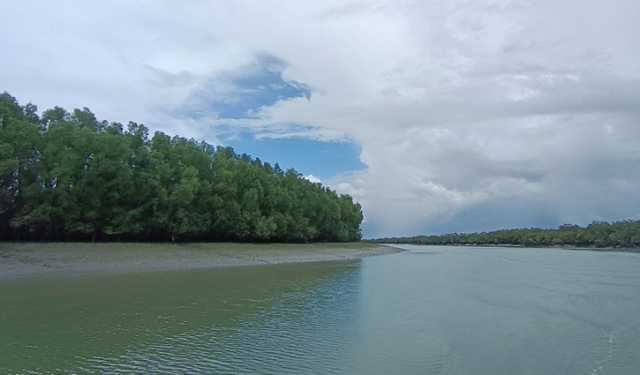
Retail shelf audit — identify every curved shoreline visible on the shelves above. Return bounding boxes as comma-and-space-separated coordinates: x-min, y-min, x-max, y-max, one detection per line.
0, 242, 402, 280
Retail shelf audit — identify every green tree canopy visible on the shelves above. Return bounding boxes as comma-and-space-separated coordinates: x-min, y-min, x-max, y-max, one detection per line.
0, 92, 363, 242
374, 220, 640, 248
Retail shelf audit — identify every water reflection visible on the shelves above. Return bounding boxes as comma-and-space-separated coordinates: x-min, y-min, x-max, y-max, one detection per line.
3, 246, 640, 374
1, 261, 362, 373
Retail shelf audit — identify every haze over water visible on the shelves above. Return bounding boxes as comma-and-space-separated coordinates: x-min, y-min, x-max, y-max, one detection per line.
3, 245, 640, 374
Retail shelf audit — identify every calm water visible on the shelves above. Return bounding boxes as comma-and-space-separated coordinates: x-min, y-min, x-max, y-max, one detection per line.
2, 245, 640, 374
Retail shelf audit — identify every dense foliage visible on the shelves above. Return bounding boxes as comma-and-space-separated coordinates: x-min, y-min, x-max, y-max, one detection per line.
374, 221, 640, 248
0, 93, 363, 242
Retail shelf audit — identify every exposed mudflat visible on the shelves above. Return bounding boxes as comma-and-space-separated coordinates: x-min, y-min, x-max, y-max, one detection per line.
0, 242, 401, 280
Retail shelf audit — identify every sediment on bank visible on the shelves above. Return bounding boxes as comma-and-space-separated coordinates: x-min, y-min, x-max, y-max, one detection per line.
0, 242, 401, 280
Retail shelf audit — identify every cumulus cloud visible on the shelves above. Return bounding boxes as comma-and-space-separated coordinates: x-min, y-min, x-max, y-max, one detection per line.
2, 0, 640, 237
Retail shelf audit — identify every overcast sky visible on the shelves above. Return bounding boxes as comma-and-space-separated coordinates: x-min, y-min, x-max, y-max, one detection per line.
2, 1, 640, 237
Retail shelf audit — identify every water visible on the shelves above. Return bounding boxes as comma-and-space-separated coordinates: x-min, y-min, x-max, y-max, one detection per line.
2, 245, 640, 374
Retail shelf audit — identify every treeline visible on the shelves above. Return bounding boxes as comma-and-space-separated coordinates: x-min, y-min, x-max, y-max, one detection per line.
0, 92, 363, 242
375, 221, 640, 248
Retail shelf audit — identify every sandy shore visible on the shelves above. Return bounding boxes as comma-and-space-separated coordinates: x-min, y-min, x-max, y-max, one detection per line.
0, 242, 401, 280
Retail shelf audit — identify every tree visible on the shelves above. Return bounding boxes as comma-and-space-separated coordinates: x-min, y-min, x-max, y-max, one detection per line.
0, 92, 364, 242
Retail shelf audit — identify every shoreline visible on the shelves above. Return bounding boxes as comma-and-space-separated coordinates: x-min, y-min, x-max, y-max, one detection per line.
380, 243, 640, 253
0, 242, 402, 280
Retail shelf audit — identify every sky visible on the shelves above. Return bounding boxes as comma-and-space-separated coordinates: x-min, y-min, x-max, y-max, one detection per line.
1, 0, 640, 237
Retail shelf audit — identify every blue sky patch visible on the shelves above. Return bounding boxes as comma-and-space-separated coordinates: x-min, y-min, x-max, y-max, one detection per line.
180, 53, 362, 181
184, 54, 311, 120
225, 131, 365, 180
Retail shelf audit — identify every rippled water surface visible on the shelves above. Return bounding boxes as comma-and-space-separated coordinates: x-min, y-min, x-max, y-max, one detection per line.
2, 245, 640, 374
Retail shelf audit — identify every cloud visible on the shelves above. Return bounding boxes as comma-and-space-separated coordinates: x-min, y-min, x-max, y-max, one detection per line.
2, 0, 640, 237
304, 175, 322, 184
180, 54, 311, 120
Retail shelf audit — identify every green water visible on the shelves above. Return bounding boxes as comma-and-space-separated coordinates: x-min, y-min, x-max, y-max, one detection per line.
2, 245, 640, 374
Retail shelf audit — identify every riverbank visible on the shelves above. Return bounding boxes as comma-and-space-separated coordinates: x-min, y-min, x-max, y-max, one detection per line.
0, 242, 401, 280
380, 242, 640, 253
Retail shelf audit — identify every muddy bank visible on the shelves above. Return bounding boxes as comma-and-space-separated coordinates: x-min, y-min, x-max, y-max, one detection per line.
0, 242, 401, 280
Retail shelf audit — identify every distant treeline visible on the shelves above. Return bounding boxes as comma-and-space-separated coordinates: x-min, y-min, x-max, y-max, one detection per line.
374, 221, 640, 248
0, 92, 363, 242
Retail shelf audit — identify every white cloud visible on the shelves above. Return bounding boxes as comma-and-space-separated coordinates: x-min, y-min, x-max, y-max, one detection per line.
2, 0, 640, 237
304, 174, 322, 184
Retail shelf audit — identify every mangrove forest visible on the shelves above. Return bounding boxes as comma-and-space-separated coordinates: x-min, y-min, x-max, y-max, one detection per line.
375, 220, 640, 248
0, 92, 363, 242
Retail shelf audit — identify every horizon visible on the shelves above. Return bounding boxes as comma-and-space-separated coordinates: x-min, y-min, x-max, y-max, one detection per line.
2, 1, 639, 237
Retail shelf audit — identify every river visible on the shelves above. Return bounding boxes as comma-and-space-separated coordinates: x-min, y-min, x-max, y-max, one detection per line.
2, 245, 639, 374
